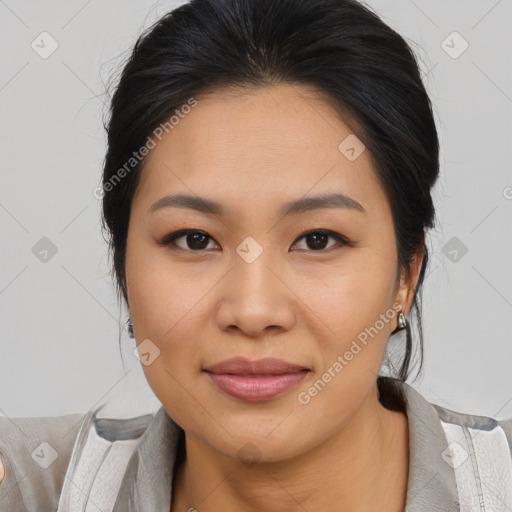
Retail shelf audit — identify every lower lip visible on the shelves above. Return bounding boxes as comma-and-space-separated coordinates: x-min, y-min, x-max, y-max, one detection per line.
205, 371, 309, 401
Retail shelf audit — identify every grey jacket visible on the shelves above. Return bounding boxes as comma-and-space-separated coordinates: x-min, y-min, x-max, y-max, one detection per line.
1, 380, 511, 511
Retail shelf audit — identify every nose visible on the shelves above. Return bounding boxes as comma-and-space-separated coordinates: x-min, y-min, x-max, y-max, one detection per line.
215, 252, 296, 338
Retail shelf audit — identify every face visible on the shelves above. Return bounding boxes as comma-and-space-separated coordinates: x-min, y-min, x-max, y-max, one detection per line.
125, 83, 418, 462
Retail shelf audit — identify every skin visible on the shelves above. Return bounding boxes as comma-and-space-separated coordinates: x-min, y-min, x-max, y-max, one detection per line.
125, 83, 424, 512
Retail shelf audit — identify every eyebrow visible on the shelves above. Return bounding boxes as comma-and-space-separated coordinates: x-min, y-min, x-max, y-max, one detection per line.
147, 192, 366, 217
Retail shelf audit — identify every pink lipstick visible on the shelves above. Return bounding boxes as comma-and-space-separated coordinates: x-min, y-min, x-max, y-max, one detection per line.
203, 357, 310, 401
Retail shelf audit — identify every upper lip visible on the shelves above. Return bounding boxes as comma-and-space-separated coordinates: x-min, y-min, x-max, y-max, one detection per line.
203, 357, 310, 375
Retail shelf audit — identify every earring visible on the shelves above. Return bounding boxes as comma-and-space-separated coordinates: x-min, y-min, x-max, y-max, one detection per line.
398, 310, 407, 330
127, 317, 134, 338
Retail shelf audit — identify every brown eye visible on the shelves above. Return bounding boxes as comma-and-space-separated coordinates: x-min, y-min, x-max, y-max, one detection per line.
158, 230, 219, 251
292, 230, 354, 251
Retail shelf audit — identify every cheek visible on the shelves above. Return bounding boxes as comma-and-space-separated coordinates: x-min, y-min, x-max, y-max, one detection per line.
125, 241, 212, 382
292, 265, 396, 426
297, 255, 398, 400
297, 248, 397, 337
126, 239, 204, 336
126, 253, 205, 421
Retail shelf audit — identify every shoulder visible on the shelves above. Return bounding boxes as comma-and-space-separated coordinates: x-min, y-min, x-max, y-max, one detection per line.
432, 400, 512, 441
432, 402, 512, 475
400, 380, 512, 454
432, 402, 512, 503
498, 416, 512, 455
0, 412, 85, 511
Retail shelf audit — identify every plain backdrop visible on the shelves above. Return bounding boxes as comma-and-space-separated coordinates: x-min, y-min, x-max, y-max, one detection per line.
0, 0, 511, 419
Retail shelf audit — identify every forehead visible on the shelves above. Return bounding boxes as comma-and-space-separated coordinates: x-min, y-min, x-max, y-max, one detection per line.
134, 83, 388, 217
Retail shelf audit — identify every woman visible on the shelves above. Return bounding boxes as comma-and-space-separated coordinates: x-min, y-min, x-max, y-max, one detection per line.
1, 0, 511, 510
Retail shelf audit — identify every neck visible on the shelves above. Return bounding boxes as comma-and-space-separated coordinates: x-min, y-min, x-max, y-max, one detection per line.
172, 386, 409, 512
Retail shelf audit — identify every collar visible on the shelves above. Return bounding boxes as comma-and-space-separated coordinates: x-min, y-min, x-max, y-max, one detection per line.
112, 380, 459, 511
400, 381, 459, 511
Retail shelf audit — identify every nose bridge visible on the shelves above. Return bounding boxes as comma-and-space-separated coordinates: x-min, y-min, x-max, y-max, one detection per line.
233, 238, 281, 304
215, 238, 296, 335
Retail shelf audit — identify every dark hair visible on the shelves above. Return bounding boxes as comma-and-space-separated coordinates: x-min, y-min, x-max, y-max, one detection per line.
101, 0, 439, 411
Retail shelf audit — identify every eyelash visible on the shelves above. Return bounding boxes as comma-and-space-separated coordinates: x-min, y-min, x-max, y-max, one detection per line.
157, 229, 356, 253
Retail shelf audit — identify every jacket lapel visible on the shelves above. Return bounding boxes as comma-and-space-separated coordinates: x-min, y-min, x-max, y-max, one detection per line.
401, 382, 460, 511
112, 406, 184, 511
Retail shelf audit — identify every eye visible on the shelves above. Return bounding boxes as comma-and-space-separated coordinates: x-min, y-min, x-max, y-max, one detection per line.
157, 229, 219, 251
158, 228, 355, 253
291, 230, 355, 252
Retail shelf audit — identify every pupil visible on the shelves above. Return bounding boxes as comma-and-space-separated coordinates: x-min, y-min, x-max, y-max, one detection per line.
308, 233, 328, 250
188, 233, 208, 250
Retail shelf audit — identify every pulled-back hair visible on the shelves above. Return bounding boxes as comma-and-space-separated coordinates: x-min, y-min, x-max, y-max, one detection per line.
101, 0, 440, 410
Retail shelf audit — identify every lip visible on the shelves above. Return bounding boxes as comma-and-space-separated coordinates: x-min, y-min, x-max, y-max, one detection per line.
203, 356, 310, 375
203, 357, 310, 401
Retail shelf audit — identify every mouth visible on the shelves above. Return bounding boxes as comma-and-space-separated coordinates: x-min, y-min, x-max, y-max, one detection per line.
202, 357, 311, 401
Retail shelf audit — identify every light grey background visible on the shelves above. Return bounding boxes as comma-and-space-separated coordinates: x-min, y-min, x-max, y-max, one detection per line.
1, 1, 511, 419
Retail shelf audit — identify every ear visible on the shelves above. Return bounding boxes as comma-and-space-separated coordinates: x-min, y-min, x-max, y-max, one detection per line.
393, 237, 426, 317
